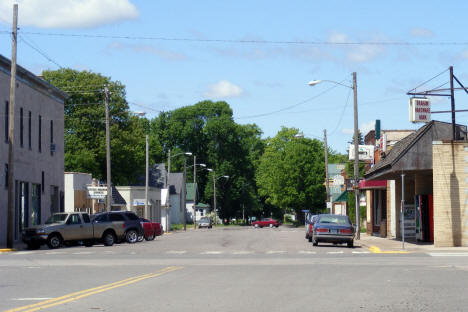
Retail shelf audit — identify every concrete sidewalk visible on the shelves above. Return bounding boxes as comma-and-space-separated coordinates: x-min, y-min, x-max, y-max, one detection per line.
357, 233, 468, 253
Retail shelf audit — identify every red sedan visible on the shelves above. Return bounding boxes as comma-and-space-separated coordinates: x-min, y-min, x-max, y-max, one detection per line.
252, 218, 280, 228
138, 218, 163, 241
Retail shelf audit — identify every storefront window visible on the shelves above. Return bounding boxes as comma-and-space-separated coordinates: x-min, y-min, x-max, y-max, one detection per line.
31, 184, 41, 225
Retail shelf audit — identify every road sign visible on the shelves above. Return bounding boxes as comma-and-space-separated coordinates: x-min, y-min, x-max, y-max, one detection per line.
87, 186, 107, 199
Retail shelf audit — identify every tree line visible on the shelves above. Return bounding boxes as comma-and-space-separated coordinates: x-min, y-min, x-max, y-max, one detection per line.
43, 68, 347, 221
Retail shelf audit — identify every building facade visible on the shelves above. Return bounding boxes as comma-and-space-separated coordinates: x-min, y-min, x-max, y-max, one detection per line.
0, 54, 67, 247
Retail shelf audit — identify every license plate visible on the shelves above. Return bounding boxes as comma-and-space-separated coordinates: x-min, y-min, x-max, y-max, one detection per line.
331, 229, 338, 234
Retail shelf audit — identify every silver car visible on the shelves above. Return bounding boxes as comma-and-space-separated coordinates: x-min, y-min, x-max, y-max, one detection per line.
197, 217, 212, 229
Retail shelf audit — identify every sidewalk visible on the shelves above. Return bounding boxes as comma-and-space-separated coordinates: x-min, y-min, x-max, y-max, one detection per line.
358, 233, 468, 253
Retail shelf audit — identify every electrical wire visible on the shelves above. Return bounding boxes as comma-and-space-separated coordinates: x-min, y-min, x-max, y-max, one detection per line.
328, 87, 352, 136
16, 31, 468, 46
408, 68, 449, 93
18, 34, 62, 68
235, 82, 342, 120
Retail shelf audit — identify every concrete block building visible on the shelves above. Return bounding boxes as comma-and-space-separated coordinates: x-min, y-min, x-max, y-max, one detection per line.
0, 54, 67, 247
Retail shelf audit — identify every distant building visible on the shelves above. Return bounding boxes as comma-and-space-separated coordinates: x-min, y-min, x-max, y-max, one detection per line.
0, 54, 68, 247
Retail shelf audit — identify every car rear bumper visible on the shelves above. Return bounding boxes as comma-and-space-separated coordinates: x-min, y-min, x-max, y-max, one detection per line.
314, 234, 353, 243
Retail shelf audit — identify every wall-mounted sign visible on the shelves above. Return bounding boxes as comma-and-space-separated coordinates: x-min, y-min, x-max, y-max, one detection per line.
87, 186, 107, 199
133, 199, 145, 206
409, 98, 431, 123
348, 145, 374, 161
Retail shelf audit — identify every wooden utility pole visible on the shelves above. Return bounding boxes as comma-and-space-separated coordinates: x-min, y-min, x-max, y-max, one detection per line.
104, 87, 112, 211
324, 129, 330, 213
183, 157, 187, 231
352, 72, 360, 240
144, 134, 149, 219
7, 4, 18, 249
193, 155, 197, 229
166, 149, 171, 232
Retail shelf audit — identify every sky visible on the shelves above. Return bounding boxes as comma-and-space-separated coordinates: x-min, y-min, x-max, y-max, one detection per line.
1, 0, 468, 153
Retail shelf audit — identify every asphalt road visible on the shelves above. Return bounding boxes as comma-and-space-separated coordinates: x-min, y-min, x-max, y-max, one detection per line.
1, 226, 468, 312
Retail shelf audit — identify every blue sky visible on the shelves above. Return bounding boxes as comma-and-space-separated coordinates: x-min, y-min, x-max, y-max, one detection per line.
1, 0, 468, 153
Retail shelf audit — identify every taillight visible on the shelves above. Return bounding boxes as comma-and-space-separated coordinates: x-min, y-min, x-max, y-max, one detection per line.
315, 228, 328, 233
308, 224, 313, 231
340, 229, 352, 234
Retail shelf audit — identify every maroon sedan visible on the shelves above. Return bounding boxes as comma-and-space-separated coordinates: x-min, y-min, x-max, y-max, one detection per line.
138, 218, 163, 242
252, 218, 280, 228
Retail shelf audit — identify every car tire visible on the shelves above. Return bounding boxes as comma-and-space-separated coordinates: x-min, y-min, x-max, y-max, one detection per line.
312, 237, 318, 246
145, 234, 155, 241
84, 240, 94, 247
269, 224, 273, 228
137, 235, 144, 242
126, 230, 138, 244
308, 236, 312, 243
103, 231, 115, 246
47, 234, 62, 249
347, 241, 354, 248
27, 242, 41, 250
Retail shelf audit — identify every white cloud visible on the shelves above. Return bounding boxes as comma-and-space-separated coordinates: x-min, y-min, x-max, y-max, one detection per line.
341, 128, 353, 135
460, 50, 468, 59
0, 0, 139, 28
410, 27, 434, 38
203, 80, 243, 99
107, 42, 187, 61
328, 32, 350, 44
360, 120, 376, 135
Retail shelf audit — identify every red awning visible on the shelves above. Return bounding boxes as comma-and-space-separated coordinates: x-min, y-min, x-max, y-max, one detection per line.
359, 179, 386, 189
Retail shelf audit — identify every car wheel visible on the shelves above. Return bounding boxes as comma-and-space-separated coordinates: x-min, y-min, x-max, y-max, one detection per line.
308, 236, 312, 243
126, 230, 138, 244
103, 231, 115, 246
84, 240, 94, 247
27, 242, 41, 250
47, 234, 62, 249
312, 237, 318, 246
347, 240, 354, 248
269, 224, 273, 228
145, 234, 155, 241
137, 235, 144, 243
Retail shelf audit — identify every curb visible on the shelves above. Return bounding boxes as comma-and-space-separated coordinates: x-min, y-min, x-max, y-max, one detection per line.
0, 248, 16, 253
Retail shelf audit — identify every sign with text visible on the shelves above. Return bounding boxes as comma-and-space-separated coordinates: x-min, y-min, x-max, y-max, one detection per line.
87, 186, 107, 199
409, 98, 431, 123
348, 145, 374, 161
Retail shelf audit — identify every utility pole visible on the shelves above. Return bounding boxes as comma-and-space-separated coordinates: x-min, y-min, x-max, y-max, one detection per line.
324, 129, 330, 213
7, 3, 18, 249
166, 149, 171, 232
144, 134, 149, 219
352, 72, 360, 240
183, 157, 187, 231
449, 66, 456, 140
193, 155, 197, 229
213, 171, 217, 227
104, 86, 112, 211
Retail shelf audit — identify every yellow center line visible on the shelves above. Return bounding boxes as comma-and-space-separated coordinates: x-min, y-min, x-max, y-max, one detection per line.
4, 266, 183, 312
369, 246, 409, 254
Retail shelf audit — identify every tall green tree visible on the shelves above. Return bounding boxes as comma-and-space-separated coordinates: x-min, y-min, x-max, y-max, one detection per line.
42, 68, 155, 185
256, 127, 326, 221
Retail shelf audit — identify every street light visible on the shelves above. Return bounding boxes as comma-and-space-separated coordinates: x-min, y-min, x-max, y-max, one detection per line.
207, 169, 229, 227
167, 150, 192, 232
309, 72, 361, 240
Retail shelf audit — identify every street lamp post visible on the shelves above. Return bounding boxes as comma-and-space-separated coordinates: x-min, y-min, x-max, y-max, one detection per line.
309, 72, 361, 239
207, 169, 229, 227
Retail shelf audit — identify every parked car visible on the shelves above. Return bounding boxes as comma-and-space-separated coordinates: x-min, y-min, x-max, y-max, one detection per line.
310, 214, 355, 248
22, 212, 126, 249
252, 218, 280, 228
93, 211, 144, 244
197, 217, 212, 229
305, 214, 318, 242
138, 218, 163, 241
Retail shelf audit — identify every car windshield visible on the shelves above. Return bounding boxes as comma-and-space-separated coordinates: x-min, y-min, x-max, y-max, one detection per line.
199, 217, 210, 222
45, 214, 68, 224
318, 215, 351, 225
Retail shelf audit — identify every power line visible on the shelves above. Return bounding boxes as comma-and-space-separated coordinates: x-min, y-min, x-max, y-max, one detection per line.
18, 34, 62, 68
14, 31, 468, 46
408, 68, 449, 93
329, 88, 352, 136
235, 82, 342, 120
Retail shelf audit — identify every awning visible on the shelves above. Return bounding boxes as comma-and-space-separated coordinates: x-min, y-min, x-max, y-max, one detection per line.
333, 191, 348, 203
359, 179, 386, 189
